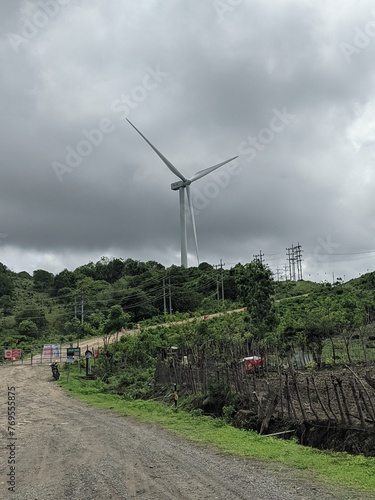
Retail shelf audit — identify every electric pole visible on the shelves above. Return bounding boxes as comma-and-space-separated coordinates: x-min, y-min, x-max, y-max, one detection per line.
294, 243, 303, 280
215, 260, 225, 303
286, 246, 293, 281
286, 243, 303, 281
284, 264, 289, 281
275, 267, 283, 281
168, 276, 172, 315
163, 276, 167, 314
253, 250, 264, 263
220, 259, 225, 304
214, 265, 220, 303
80, 290, 84, 324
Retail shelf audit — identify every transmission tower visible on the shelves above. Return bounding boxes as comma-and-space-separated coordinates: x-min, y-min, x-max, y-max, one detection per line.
286, 246, 296, 281
286, 243, 303, 281
294, 242, 303, 280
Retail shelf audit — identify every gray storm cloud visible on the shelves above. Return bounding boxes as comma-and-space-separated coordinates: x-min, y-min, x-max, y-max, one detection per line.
1, 0, 375, 281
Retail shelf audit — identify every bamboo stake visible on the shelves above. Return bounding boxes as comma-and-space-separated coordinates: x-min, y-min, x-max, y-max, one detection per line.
331, 376, 346, 424
311, 376, 331, 421
325, 381, 338, 422
337, 377, 352, 425
306, 377, 319, 420
345, 364, 375, 422
349, 378, 366, 429
285, 374, 298, 420
293, 375, 307, 421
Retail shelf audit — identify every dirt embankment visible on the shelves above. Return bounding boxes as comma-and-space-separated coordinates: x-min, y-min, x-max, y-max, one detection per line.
0, 365, 370, 499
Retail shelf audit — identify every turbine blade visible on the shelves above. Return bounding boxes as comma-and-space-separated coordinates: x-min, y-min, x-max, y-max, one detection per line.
186, 185, 199, 266
127, 119, 187, 182
189, 156, 238, 183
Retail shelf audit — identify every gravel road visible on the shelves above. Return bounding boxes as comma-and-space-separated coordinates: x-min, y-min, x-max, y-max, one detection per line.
0, 365, 373, 500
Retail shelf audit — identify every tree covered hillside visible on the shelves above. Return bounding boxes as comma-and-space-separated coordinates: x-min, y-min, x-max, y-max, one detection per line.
1, 256, 375, 360
0, 257, 241, 349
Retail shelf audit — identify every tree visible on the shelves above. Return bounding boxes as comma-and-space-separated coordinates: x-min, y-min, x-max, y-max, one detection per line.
303, 317, 332, 367
102, 305, 130, 348
235, 260, 277, 341
123, 258, 148, 276
63, 318, 84, 345
0, 263, 13, 297
18, 319, 39, 339
33, 269, 54, 291
15, 306, 47, 332
332, 295, 364, 363
112, 279, 159, 321
0, 294, 13, 315
52, 269, 76, 295
91, 257, 126, 283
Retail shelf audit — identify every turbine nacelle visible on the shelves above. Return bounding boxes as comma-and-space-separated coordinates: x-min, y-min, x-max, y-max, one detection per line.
171, 180, 191, 191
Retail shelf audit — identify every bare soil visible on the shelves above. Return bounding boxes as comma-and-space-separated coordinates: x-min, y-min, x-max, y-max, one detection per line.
0, 365, 373, 500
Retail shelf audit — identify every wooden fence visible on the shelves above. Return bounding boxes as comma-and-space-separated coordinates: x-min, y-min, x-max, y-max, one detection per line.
155, 345, 375, 434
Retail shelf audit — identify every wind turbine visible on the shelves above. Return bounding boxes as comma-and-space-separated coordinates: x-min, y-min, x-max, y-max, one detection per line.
127, 119, 238, 267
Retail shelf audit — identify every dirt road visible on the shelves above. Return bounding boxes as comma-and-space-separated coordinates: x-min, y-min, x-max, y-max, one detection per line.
0, 365, 372, 500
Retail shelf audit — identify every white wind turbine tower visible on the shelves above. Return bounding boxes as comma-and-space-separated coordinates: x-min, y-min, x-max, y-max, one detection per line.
127, 119, 238, 267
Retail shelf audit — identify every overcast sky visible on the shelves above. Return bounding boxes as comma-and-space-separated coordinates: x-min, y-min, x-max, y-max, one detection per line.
1, 0, 375, 282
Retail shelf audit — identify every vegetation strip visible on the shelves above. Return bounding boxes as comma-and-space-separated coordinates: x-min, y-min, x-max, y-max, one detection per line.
60, 372, 375, 495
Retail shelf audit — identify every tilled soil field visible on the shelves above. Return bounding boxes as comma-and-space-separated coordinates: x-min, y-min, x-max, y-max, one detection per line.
0, 364, 373, 499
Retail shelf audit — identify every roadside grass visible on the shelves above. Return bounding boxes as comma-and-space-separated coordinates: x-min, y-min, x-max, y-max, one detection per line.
59, 371, 375, 494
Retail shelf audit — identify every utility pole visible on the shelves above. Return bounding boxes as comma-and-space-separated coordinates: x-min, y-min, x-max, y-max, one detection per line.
291, 244, 296, 281
286, 243, 303, 281
275, 267, 282, 281
286, 247, 293, 281
284, 264, 289, 281
214, 265, 220, 303
253, 250, 264, 263
163, 276, 167, 314
215, 260, 225, 303
80, 290, 84, 324
168, 276, 172, 315
220, 259, 225, 304
294, 243, 303, 280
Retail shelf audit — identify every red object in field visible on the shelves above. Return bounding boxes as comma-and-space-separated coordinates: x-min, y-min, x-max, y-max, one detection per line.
243, 356, 264, 371
202, 315, 209, 320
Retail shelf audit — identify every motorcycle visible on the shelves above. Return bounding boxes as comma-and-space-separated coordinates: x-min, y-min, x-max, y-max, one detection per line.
50, 362, 60, 380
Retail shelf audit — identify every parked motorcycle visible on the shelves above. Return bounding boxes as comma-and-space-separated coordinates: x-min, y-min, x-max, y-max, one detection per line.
50, 362, 60, 380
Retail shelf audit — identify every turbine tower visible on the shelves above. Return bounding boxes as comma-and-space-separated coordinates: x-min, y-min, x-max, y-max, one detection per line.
127, 119, 238, 267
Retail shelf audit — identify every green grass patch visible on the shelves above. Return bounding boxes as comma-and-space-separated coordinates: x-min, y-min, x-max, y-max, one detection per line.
59, 371, 375, 494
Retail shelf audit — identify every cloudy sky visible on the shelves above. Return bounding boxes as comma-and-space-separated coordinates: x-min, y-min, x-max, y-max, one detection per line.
1, 0, 375, 282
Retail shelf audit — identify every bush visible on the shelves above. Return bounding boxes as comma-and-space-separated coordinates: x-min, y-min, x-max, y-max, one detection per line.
222, 404, 236, 423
